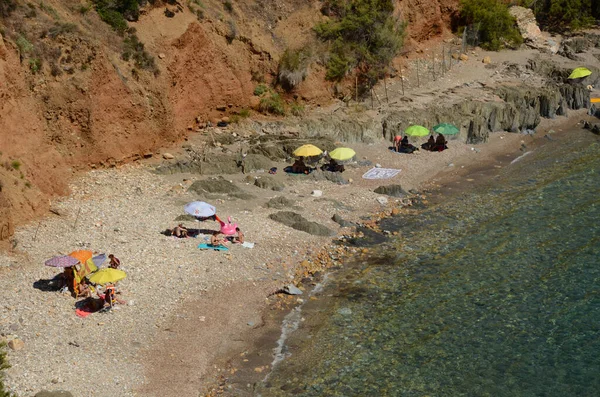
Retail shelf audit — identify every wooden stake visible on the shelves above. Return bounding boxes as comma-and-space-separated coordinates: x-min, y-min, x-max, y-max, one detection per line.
384, 76, 389, 104
400, 65, 405, 96
33, 221, 41, 242
416, 60, 420, 88
73, 207, 81, 230
370, 89, 374, 109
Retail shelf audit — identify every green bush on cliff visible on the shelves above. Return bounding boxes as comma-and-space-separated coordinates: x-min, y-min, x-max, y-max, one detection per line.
315, 0, 405, 92
459, 0, 523, 50
278, 47, 311, 91
0, 342, 15, 397
519, 0, 596, 31
259, 92, 285, 115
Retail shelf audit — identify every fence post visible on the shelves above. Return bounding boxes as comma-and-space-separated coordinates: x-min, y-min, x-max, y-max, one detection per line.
384, 75, 389, 103
416, 60, 420, 88
400, 65, 405, 96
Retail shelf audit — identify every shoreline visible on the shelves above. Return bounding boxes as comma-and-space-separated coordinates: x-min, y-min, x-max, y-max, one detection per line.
0, 44, 598, 397
196, 112, 595, 396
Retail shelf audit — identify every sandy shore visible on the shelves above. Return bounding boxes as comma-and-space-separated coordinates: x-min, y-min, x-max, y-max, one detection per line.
0, 41, 596, 397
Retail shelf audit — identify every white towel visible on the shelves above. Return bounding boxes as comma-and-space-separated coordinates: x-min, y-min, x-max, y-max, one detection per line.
241, 242, 255, 249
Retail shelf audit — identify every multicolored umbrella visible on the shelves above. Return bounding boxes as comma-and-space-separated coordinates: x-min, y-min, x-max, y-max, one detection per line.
184, 201, 216, 218
568, 67, 592, 79
87, 268, 126, 286
432, 123, 460, 136
293, 144, 323, 157
45, 255, 79, 268
329, 147, 356, 162
404, 125, 430, 137
69, 250, 93, 264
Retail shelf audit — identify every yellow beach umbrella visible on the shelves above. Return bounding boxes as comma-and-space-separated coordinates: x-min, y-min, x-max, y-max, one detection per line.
404, 125, 430, 137
568, 67, 592, 79
87, 268, 126, 286
329, 147, 356, 161
293, 144, 323, 157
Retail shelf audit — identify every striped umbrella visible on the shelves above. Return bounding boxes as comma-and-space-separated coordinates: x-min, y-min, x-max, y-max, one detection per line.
45, 255, 79, 268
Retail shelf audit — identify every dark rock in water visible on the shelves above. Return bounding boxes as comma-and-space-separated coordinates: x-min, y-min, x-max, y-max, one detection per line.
269, 211, 334, 236
332, 213, 355, 227
265, 196, 296, 209
174, 214, 198, 222
310, 170, 348, 184
254, 176, 285, 191
346, 226, 388, 247
188, 177, 242, 195
374, 184, 408, 197
35, 391, 74, 397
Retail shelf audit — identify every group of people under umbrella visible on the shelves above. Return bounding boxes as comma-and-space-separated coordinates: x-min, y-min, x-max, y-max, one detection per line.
45, 250, 125, 311
393, 123, 457, 154
289, 144, 355, 174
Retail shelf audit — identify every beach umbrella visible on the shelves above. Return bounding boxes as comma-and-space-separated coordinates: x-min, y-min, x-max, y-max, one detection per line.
184, 201, 216, 218
404, 125, 430, 137
329, 147, 356, 162
568, 67, 592, 79
293, 144, 323, 157
87, 268, 126, 286
432, 123, 460, 136
69, 250, 93, 264
79, 258, 99, 279
45, 255, 79, 268
91, 253, 107, 268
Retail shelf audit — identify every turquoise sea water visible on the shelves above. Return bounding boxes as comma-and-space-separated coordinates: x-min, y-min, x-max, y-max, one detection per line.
258, 132, 600, 396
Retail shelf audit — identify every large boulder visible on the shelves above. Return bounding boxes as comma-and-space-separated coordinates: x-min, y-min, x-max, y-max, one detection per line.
373, 184, 408, 197
269, 211, 334, 236
254, 176, 285, 191
188, 177, 242, 195
509, 6, 559, 53
265, 196, 297, 209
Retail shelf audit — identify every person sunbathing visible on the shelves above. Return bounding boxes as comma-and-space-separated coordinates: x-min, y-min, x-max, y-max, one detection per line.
421, 135, 435, 151
233, 227, 244, 244
172, 224, 188, 238
326, 159, 345, 173
108, 254, 121, 269
291, 158, 309, 174
399, 136, 418, 153
433, 134, 448, 151
210, 231, 225, 247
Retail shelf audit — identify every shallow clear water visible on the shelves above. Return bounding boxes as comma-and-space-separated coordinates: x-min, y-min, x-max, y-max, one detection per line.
258, 133, 600, 396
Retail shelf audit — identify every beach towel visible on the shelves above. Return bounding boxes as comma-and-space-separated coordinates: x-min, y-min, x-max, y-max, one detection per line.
198, 243, 229, 251
241, 242, 255, 249
362, 167, 401, 180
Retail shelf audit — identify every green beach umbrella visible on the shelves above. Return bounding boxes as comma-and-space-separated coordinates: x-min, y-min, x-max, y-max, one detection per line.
404, 125, 429, 137
568, 67, 592, 79
432, 123, 460, 136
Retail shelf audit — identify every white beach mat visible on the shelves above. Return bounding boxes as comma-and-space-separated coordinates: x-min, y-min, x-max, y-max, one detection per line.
362, 167, 401, 179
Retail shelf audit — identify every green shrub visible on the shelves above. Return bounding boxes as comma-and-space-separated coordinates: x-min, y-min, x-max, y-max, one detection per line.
97, 7, 128, 34
0, 342, 15, 397
39, 1, 60, 20
239, 108, 250, 118
225, 20, 237, 43
459, 0, 523, 50
29, 58, 42, 73
290, 102, 305, 116
278, 47, 311, 91
79, 4, 92, 14
223, 0, 233, 12
122, 34, 158, 75
528, 0, 596, 31
259, 92, 285, 115
253, 84, 268, 96
16, 35, 34, 55
48, 22, 78, 39
315, 0, 405, 90
10, 160, 21, 170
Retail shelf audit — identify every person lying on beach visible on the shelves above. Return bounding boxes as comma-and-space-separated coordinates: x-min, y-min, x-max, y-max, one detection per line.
77, 279, 93, 298
421, 135, 435, 151
210, 231, 225, 247
97, 283, 125, 308
233, 227, 244, 244
108, 254, 121, 269
172, 224, 188, 238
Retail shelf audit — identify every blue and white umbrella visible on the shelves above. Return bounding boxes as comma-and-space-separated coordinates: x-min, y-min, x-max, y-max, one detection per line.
184, 201, 216, 218
92, 253, 107, 268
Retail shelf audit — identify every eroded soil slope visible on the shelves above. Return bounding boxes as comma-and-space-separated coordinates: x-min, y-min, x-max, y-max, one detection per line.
0, 0, 458, 244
